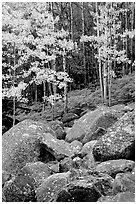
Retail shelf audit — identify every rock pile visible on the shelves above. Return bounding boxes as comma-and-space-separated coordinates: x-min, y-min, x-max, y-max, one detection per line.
2, 105, 135, 202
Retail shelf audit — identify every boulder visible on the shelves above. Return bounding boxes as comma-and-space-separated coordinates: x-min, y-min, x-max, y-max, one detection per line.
81, 152, 96, 169
66, 107, 118, 144
98, 191, 135, 202
21, 162, 52, 188
48, 120, 66, 140
56, 173, 114, 202
110, 104, 134, 113
93, 112, 135, 162
3, 161, 54, 202
46, 161, 60, 173
94, 159, 135, 178
2, 119, 74, 175
36, 172, 71, 202
61, 112, 79, 123
80, 140, 97, 158
113, 172, 135, 194
70, 140, 83, 155
3, 173, 36, 202
41, 133, 74, 160
60, 157, 73, 172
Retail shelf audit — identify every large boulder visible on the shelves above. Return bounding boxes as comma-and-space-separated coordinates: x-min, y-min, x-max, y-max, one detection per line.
3, 173, 36, 202
98, 191, 135, 202
56, 173, 114, 202
110, 104, 134, 113
3, 161, 53, 202
93, 111, 135, 162
36, 172, 71, 202
94, 159, 135, 178
65, 107, 118, 144
113, 172, 135, 194
21, 162, 52, 188
2, 119, 74, 175
41, 133, 74, 160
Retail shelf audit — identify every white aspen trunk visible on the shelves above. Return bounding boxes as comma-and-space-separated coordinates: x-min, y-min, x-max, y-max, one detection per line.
130, 4, 134, 73
122, 12, 125, 76
13, 42, 16, 126
125, 3, 128, 73
103, 61, 107, 105
63, 48, 68, 113
81, 2, 86, 86
51, 2, 56, 119
96, 2, 104, 104
104, 7, 108, 106
69, 2, 73, 92
108, 2, 113, 107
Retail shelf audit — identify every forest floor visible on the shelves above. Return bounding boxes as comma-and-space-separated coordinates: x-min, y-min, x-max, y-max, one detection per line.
16, 73, 135, 123
2, 73, 135, 134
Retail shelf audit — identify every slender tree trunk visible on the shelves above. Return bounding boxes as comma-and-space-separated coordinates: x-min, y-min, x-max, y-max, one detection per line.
81, 2, 86, 86
113, 3, 117, 73
35, 84, 37, 102
13, 42, 16, 126
108, 62, 112, 107
96, 2, 104, 104
63, 48, 68, 113
108, 2, 112, 107
125, 3, 128, 74
70, 2, 73, 41
130, 4, 134, 73
51, 2, 56, 119
122, 12, 125, 76
103, 61, 107, 105
43, 82, 46, 112
103, 7, 108, 106
69, 2, 73, 92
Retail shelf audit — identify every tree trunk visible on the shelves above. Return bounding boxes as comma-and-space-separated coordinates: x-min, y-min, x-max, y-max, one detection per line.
104, 6, 108, 106
81, 2, 86, 86
130, 3, 134, 73
35, 84, 37, 102
63, 48, 68, 113
122, 12, 125, 76
108, 2, 113, 107
69, 2, 73, 92
125, 3, 128, 74
51, 2, 56, 119
70, 2, 73, 41
103, 61, 107, 105
43, 82, 46, 112
96, 2, 104, 104
13, 42, 16, 126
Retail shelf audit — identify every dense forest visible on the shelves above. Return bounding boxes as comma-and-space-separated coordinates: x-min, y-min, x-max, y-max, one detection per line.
2, 2, 135, 202
2, 2, 135, 126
